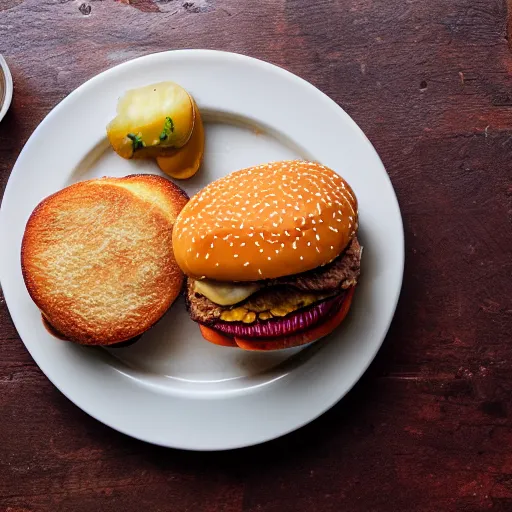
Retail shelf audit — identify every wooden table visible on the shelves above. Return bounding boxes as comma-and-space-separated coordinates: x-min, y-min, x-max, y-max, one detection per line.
1, 1, 511, 510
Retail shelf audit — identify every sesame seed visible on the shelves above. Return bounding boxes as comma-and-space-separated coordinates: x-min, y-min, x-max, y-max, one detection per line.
268, 256, 272, 260
244, 262, 249, 266
255, 241, 260, 246
259, 248, 264, 253
196, 253, 200, 258
292, 241, 297, 249
307, 242, 311, 247
300, 255, 304, 260
328, 226, 339, 233
330, 245, 334, 250
205, 253, 210, 259
234, 254, 239, 258
215, 263, 219, 267
258, 269, 262, 275
316, 234, 320, 240
240, 242, 246, 247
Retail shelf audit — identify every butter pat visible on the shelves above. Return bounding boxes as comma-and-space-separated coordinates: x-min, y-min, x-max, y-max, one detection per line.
193, 279, 262, 306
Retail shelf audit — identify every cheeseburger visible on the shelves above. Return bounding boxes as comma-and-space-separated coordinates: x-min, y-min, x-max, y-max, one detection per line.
172, 160, 361, 350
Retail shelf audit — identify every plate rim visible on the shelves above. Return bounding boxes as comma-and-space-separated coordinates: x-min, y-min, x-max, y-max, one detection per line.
0, 49, 404, 450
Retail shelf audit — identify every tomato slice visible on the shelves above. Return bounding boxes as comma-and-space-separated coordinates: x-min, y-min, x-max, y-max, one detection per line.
199, 324, 237, 347
199, 287, 355, 351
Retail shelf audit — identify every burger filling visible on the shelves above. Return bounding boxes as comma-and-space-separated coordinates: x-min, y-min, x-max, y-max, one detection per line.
186, 237, 361, 334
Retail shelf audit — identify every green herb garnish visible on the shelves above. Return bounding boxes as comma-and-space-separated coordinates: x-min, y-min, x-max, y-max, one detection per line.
127, 133, 145, 151
159, 117, 175, 141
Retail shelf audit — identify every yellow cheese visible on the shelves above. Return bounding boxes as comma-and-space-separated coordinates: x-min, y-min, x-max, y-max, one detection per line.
193, 279, 262, 306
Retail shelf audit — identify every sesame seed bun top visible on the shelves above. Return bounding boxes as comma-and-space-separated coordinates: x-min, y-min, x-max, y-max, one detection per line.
172, 160, 358, 281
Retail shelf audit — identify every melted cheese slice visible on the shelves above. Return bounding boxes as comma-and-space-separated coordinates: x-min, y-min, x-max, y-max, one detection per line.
193, 279, 262, 306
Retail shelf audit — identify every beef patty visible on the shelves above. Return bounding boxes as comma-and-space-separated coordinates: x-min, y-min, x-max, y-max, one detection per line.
186, 236, 361, 325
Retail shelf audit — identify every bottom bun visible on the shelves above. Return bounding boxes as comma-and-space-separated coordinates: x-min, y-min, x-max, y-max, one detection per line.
199, 287, 355, 351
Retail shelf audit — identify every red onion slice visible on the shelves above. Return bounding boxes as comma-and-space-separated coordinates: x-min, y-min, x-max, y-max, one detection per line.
211, 293, 345, 339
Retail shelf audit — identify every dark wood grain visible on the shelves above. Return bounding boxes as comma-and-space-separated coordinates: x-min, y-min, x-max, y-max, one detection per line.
1, 0, 512, 511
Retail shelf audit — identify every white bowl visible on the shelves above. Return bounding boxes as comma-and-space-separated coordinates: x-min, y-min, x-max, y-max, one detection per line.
0, 55, 13, 123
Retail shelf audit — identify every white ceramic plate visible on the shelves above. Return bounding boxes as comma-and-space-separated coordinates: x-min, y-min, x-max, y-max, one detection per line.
0, 50, 403, 450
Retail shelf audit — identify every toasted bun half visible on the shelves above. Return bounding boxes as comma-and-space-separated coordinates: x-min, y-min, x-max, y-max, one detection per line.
21, 175, 188, 346
173, 160, 358, 281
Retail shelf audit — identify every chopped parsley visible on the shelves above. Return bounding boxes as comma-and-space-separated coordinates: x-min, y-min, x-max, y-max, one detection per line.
127, 133, 145, 151
159, 117, 175, 141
